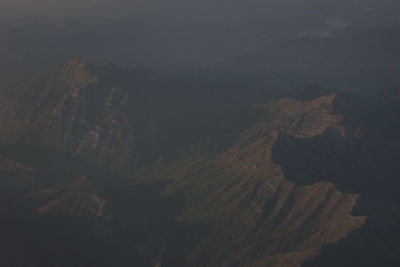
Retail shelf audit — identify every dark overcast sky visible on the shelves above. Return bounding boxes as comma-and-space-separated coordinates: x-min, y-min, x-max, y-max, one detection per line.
1, 0, 398, 20
1, 0, 400, 74
1, 0, 400, 94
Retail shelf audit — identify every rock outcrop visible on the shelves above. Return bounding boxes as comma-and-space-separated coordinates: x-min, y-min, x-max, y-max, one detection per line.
141, 94, 367, 266
0, 57, 135, 165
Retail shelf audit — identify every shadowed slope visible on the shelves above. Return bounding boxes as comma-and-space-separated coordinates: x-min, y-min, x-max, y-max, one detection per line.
140, 93, 366, 266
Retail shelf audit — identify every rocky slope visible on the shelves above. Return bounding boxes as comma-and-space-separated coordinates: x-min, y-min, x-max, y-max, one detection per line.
32, 176, 105, 217
139, 93, 367, 266
0, 57, 135, 165
1, 59, 399, 266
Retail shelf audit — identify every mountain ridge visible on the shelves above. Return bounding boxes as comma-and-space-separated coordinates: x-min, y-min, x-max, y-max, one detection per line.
137, 93, 367, 266
1, 59, 399, 266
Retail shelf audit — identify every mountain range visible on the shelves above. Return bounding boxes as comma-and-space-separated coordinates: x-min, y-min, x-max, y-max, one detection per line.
1, 58, 400, 266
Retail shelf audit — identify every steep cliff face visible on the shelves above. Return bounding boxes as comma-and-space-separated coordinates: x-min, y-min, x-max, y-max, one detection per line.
0, 57, 135, 165
142, 94, 366, 267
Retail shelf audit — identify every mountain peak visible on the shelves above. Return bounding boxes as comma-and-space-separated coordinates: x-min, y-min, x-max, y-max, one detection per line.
59, 56, 90, 74
56, 56, 90, 74
67, 56, 87, 67
50, 57, 98, 95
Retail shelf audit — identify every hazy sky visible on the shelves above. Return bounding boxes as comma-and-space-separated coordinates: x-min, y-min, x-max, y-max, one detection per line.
0, 0, 142, 18
1, 0, 400, 93
2, 0, 394, 20
1, 0, 400, 67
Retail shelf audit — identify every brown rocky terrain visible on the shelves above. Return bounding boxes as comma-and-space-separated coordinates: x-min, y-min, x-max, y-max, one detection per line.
0, 57, 135, 165
1, 59, 399, 266
140, 93, 367, 266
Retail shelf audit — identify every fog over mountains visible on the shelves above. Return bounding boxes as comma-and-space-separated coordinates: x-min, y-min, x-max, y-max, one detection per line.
1, 0, 400, 93
0, 0, 399, 64
1, 1, 400, 267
